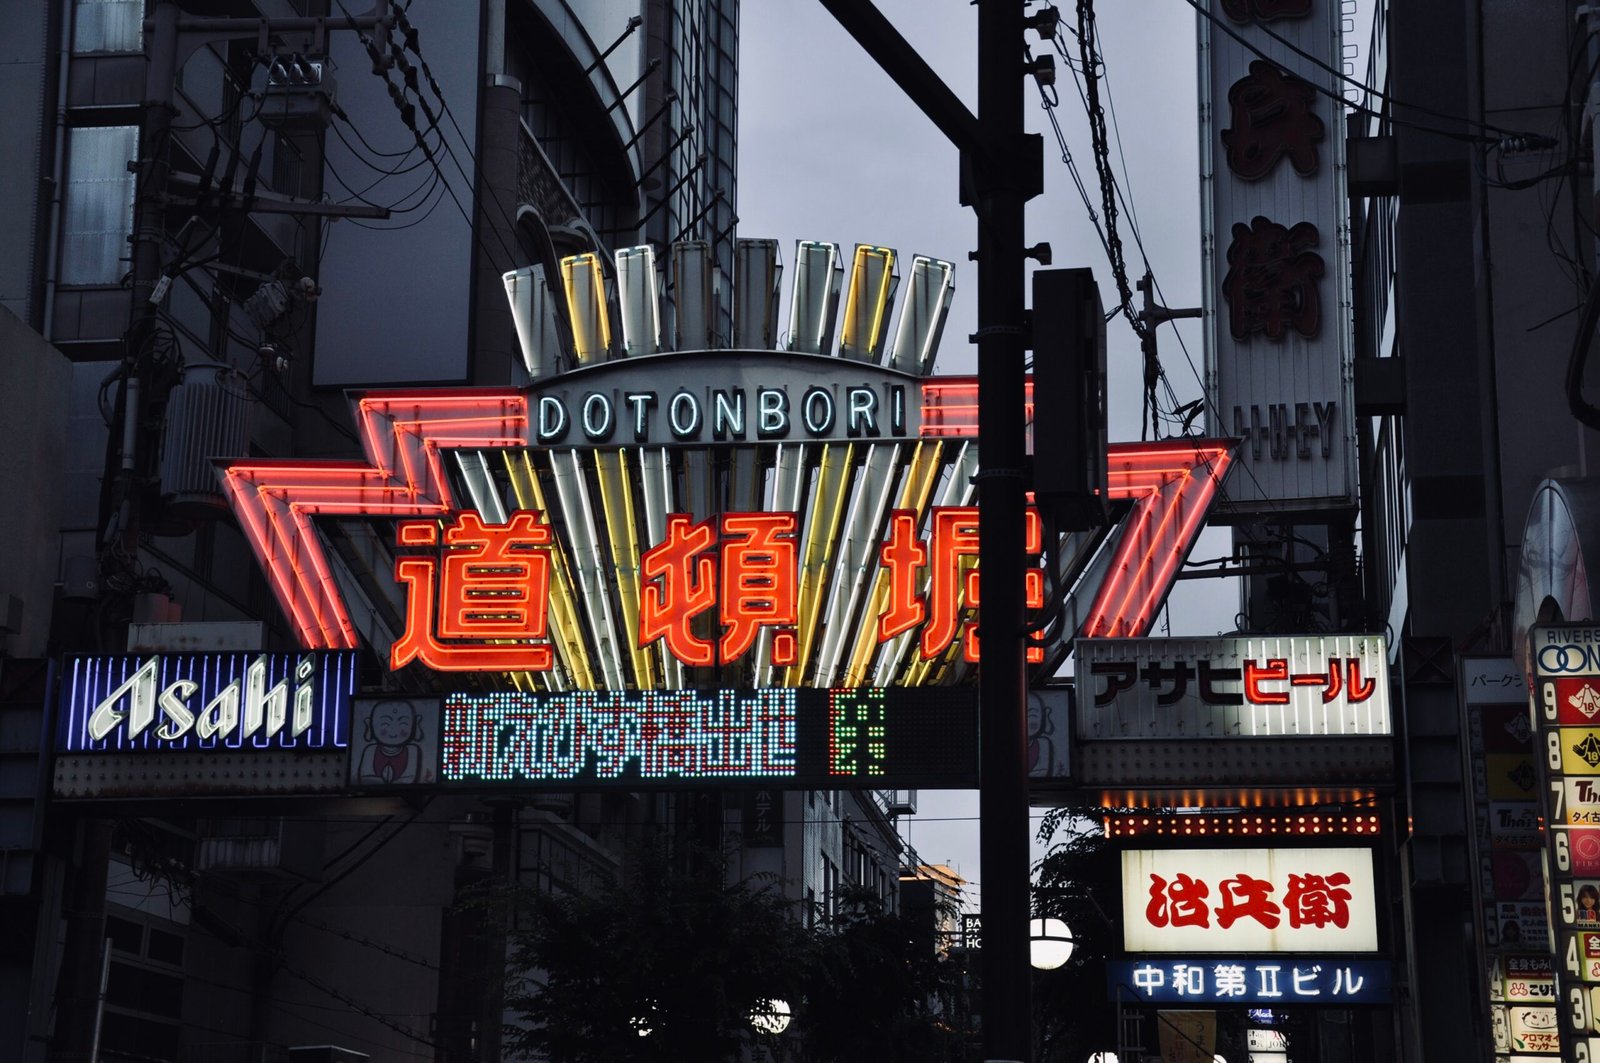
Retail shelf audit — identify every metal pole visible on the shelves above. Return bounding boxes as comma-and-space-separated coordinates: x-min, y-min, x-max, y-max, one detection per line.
975, 0, 1031, 1057
87, 938, 112, 1063
131, 0, 177, 314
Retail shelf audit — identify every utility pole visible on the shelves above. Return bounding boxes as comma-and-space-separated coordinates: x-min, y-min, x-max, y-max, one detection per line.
972, 0, 1034, 1058
53, 6, 396, 1059
814, 2, 1041, 1058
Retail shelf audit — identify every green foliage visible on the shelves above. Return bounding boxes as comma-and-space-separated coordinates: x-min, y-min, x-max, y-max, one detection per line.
1033, 809, 1122, 1063
501, 842, 971, 1063
796, 885, 971, 1063
502, 840, 807, 1062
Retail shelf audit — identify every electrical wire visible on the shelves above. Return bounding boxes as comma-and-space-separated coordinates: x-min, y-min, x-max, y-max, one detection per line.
328, 116, 435, 180
323, 146, 442, 214
1179, 0, 1538, 144
331, 0, 522, 273
383, 0, 530, 259
1043, 3, 1340, 512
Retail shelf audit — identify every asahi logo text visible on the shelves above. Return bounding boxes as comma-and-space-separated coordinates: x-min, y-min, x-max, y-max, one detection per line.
87, 655, 318, 744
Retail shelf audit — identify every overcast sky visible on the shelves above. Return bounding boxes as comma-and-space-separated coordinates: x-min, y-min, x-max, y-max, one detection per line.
737, 0, 1366, 904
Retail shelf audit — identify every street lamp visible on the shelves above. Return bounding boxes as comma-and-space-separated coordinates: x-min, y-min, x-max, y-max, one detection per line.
1029, 917, 1075, 970
750, 998, 792, 1035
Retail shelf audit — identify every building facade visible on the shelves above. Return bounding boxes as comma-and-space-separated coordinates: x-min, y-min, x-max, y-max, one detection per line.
0, 3, 915, 1062
1350, 2, 1597, 1059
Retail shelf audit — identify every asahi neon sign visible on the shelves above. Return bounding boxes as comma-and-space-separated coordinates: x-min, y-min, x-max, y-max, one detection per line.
56, 653, 358, 751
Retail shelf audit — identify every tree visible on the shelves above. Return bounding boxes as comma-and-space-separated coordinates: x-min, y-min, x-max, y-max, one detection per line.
501, 841, 972, 1063
1033, 808, 1123, 1063
501, 839, 808, 1063
795, 885, 971, 1063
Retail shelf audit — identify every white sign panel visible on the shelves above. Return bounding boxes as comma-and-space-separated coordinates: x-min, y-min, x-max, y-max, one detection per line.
1566, 778, 1600, 826
1247, 1029, 1288, 1052
1122, 847, 1378, 953
1199, 0, 1355, 512
1077, 635, 1390, 738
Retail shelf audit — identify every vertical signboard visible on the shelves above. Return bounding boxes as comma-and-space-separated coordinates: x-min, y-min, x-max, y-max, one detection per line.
1466, 656, 1562, 1061
1528, 625, 1600, 1061
1198, 0, 1356, 512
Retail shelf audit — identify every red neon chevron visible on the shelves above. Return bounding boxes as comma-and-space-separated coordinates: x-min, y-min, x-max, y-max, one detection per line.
1087, 439, 1235, 638
221, 387, 1228, 650
220, 391, 529, 649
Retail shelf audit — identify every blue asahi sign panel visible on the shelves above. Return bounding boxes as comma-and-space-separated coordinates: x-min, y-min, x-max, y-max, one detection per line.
56, 653, 359, 752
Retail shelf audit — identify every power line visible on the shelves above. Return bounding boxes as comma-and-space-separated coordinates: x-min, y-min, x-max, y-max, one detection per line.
386, 0, 533, 261
330, 0, 522, 272
1178, 0, 1535, 144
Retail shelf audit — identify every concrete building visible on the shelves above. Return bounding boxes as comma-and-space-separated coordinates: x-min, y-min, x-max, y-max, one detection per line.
0, 2, 909, 1062
1348, 2, 1595, 1059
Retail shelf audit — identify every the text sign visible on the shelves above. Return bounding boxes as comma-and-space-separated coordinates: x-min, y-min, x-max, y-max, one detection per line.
436, 687, 978, 787
1108, 957, 1389, 1005
1529, 624, 1600, 1060
1078, 635, 1390, 738
393, 507, 1046, 673
1122, 847, 1379, 953
527, 352, 921, 447
57, 653, 358, 751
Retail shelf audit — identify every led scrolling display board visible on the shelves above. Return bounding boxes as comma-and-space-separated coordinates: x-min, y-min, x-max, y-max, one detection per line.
434, 687, 978, 788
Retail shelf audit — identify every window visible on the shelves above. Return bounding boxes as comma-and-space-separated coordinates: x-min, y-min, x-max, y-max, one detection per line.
101, 904, 185, 1063
73, 0, 145, 53
61, 126, 139, 285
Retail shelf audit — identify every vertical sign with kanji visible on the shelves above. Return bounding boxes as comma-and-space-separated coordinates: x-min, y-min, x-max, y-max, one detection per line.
1199, 0, 1356, 512
1463, 656, 1562, 1060
1529, 624, 1600, 1061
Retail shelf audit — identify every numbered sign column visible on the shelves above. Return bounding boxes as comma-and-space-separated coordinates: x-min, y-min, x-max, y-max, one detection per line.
1530, 624, 1600, 1062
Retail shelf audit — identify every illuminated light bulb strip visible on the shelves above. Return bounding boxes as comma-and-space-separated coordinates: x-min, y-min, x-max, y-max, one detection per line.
888, 256, 955, 376
868, 439, 955, 686
594, 448, 657, 688
1102, 812, 1383, 838
550, 447, 627, 690
766, 442, 809, 687
814, 442, 898, 684
561, 253, 612, 363
839, 245, 897, 363
847, 442, 914, 682
504, 450, 592, 691
788, 441, 855, 685
637, 446, 681, 689
221, 393, 529, 649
